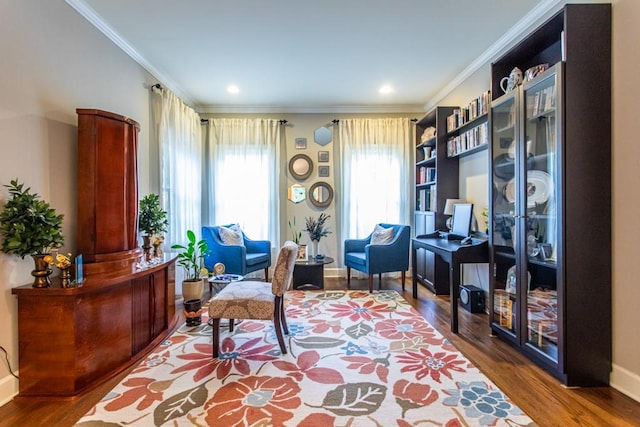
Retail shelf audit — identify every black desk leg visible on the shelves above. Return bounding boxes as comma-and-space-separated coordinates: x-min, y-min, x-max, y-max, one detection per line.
411, 248, 418, 299
450, 260, 460, 333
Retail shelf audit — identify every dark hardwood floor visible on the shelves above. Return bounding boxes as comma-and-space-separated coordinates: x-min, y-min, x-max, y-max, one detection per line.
1, 277, 639, 426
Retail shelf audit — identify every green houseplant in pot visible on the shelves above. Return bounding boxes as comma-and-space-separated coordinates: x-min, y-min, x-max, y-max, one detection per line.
0, 179, 64, 287
171, 229, 208, 303
138, 193, 168, 259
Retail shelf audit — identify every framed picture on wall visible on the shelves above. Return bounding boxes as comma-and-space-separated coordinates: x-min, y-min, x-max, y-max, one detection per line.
295, 138, 307, 149
318, 166, 330, 177
318, 151, 329, 162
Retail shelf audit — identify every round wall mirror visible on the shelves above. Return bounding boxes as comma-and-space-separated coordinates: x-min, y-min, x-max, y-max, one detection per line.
289, 154, 313, 180
309, 181, 334, 208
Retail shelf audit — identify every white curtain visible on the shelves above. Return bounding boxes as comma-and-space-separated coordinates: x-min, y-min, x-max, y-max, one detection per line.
151, 87, 203, 286
338, 117, 413, 250
205, 118, 281, 251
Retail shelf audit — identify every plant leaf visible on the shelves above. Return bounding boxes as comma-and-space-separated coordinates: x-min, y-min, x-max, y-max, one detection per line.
321, 382, 386, 416
153, 383, 208, 425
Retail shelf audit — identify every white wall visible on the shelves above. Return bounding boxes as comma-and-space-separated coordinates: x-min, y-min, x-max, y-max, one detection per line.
610, 0, 640, 403
0, 0, 156, 405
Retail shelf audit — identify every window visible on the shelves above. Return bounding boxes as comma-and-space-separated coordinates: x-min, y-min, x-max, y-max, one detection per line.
338, 118, 412, 240
205, 119, 281, 246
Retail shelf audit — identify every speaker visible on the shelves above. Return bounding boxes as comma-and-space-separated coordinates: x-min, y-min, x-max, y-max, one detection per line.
460, 284, 485, 313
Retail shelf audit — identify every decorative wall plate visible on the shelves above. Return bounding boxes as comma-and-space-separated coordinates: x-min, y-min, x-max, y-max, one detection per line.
504, 170, 553, 207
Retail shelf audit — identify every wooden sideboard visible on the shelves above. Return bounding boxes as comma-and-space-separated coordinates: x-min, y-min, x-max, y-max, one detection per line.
11, 257, 176, 398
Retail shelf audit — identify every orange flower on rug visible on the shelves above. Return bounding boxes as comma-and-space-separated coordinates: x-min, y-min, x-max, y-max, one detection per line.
76, 290, 534, 426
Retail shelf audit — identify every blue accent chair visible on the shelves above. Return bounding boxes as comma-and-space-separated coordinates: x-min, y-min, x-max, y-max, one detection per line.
344, 223, 411, 293
202, 225, 271, 281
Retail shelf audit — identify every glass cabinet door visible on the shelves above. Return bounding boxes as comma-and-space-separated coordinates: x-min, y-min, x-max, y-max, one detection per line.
490, 92, 519, 338
522, 65, 561, 362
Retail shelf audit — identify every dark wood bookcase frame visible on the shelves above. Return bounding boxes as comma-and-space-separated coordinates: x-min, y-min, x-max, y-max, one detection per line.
488, 3, 611, 386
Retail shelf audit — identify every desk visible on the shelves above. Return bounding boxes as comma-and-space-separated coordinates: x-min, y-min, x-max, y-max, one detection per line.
412, 236, 488, 333
293, 256, 334, 290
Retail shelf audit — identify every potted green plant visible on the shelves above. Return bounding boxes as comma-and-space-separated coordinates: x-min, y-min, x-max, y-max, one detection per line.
289, 216, 306, 260
138, 193, 168, 258
0, 179, 64, 287
171, 229, 208, 303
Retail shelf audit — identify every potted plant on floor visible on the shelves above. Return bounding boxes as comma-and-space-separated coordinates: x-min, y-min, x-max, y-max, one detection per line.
138, 193, 168, 260
0, 179, 64, 287
171, 229, 208, 300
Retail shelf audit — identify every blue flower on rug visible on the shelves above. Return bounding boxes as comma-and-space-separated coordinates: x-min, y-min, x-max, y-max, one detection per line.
287, 323, 307, 337
341, 341, 367, 356
218, 350, 240, 360
364, 341, 387, 355
266, 322, 307, 343
443, 381, 524, 425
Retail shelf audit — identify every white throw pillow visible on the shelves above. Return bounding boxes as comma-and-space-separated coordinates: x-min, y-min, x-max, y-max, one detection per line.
219, 224, 244, 246
370, 224, 395, 245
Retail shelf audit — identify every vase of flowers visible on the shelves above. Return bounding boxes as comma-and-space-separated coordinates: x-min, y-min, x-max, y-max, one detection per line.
0, 179, 64, 287
305, 213, 331, 259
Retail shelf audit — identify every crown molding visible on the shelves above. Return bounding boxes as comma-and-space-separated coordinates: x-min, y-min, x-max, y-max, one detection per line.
65, 0, 197, 107
424, 0, 565, 111
198, 104, 425, 115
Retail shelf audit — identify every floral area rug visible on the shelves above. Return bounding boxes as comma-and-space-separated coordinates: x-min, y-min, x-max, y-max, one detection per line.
76, 290, 535, 426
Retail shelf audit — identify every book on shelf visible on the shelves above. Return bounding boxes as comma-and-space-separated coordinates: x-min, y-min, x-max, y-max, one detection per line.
427, 167, 436, 182
446, 121, 488, 157
429, 188, 436, 212
446, 91, 491, 132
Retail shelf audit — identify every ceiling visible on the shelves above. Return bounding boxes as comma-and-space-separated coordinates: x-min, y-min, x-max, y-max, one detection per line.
67, 0, 555, 113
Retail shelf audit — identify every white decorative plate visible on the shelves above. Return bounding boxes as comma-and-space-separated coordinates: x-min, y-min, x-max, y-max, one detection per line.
504, 170, 553, 208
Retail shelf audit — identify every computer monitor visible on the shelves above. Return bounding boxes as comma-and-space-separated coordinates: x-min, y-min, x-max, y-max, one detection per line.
450, 203, 473, 239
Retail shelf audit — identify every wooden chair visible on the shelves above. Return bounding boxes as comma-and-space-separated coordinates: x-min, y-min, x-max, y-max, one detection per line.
209, 241, 298, 358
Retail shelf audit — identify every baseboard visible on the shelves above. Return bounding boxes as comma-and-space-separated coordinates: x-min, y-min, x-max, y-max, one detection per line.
0, 373, 19, 407
325, 267, 342, 278
325, 268, 412, 280
610, 363, 640, 403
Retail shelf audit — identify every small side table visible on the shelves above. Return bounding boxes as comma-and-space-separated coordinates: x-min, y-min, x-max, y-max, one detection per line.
208, 274, 244, 295
293, 256, 334, 290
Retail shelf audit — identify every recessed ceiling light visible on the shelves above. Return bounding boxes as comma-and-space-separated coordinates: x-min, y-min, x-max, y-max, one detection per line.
379, 84, 394, 94
227, 84, 240, 94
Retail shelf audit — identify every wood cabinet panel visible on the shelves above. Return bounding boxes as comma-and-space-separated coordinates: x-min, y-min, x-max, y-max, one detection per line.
12, 258, 176, 397
76, 109, 141, 271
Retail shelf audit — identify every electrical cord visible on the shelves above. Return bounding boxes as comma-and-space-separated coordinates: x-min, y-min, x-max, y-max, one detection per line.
476, 263, 484, 287
0, 346, 19, 379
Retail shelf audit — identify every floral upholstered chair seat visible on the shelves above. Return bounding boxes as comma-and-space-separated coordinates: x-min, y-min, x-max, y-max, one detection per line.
209, 241, 298, 357
208, 281, 277, 320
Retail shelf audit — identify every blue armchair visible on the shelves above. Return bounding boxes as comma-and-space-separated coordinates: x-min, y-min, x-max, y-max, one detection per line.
202, 225, 271, 281
344, 223, 410, 293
